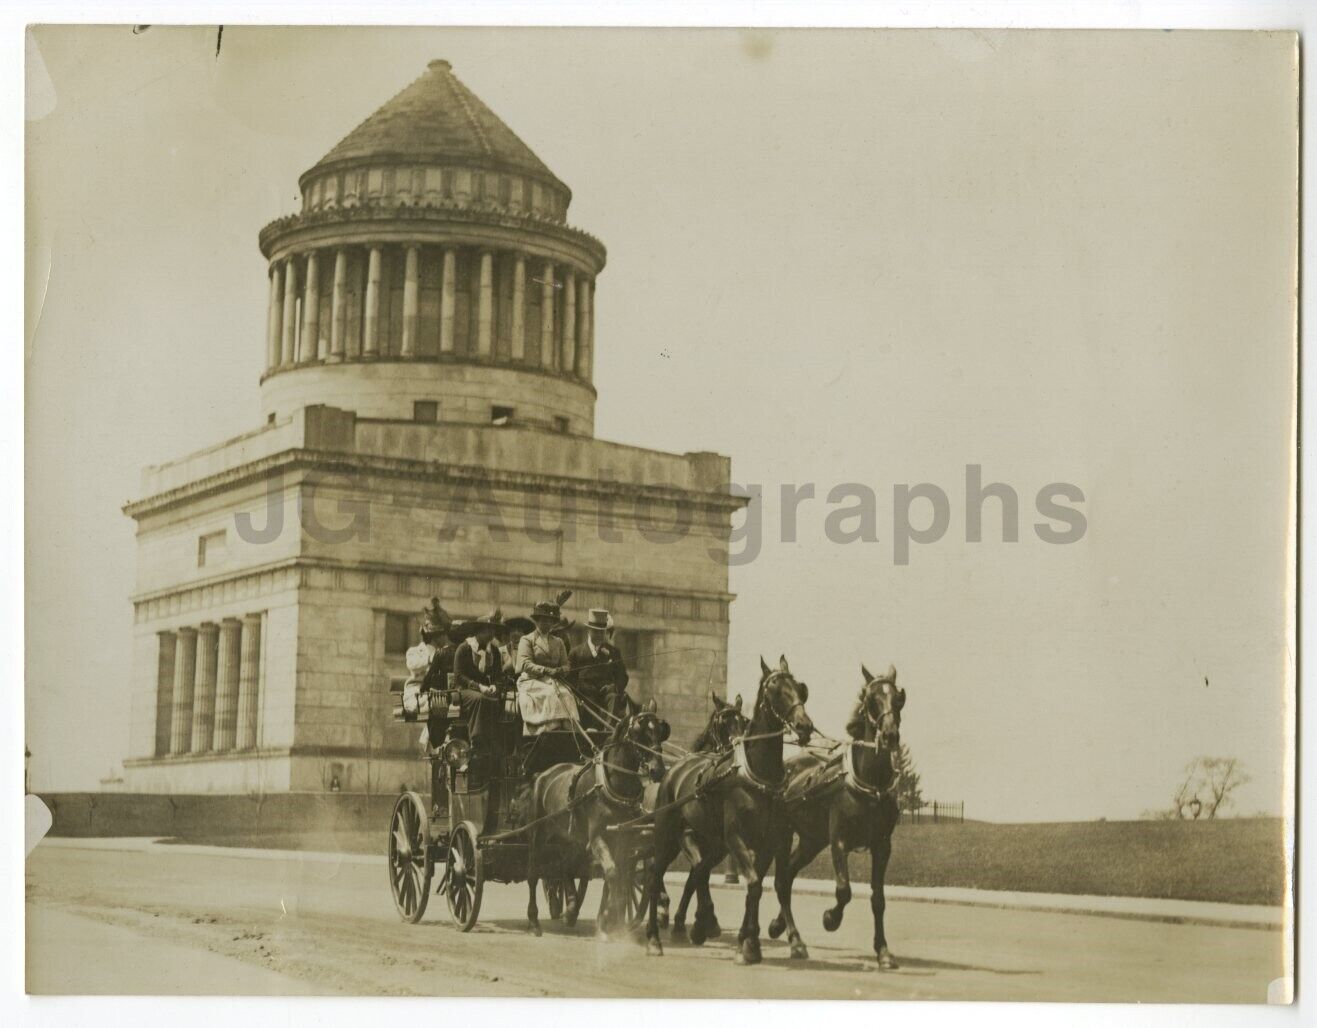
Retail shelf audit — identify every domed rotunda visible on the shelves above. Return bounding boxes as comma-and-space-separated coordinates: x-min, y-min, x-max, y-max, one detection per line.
259, 60, 605, 435
122, 62, 743, 796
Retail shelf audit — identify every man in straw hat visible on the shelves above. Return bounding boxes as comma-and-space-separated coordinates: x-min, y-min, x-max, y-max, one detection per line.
514, 597, 580, 734
447, 609, 508, 756
568, 608, 635, 730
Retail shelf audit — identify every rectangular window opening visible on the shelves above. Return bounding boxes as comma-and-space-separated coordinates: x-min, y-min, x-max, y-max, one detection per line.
384, 612, 412, 657
197, 530, 227, 569
491, 405, 514, 426
413, 400, 438, 423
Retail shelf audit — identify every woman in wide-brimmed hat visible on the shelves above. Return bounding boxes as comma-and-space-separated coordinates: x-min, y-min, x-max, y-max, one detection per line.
514, 598, 580, 734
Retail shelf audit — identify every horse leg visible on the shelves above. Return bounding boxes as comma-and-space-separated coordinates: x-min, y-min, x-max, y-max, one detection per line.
646, 823, 683, 956
564, 865, 588, 928
871, 813, 899, 969
724, 818, 766, 966
767, 834, 803, 938
657, 879, 671, 929
770, 830, 822, 960
688, 852, 724, 945
526, 830, 543, 937
671, 831, 704, 941
589, 833, 620, 941
822, 804, 851, 932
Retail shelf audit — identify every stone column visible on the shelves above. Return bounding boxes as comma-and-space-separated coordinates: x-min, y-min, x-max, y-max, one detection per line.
266, 264, 283, 372
235, 614, 263, 751
302, 251, 320, 362
439, 249, 456, 353
578, 277, 593, 380
477, 250, 494, 357
280, 257, 299, 365
212, 619, 243, 752
190, 623, 220, 754
169, 628, 198, 755
562, 269, 577, 373
511, 255, 526, 361
401, 246, 420, 356
540, 262, 556, 369
330, 249, 347, 361
363, 247, 382, 356
154, 631, 177, 758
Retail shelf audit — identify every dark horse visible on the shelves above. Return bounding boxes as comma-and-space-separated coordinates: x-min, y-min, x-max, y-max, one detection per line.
645, 656, 815, 964
662, 692, 749, 940
768, 664, 906, 968
525, 704, 668, 939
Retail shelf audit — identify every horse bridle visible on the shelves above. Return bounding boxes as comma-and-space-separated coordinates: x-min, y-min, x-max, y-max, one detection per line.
759, 671, 807, 732
712, 706, 747, 747
864, 679, 901, 735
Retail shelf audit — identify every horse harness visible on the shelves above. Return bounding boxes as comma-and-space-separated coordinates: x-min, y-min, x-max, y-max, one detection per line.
784, 741, 901, 808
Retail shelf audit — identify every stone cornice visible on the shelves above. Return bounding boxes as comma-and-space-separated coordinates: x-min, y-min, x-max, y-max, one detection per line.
130, 555, 736, 613
257, 352, 599, 397
259, 201, 607, 269
123, 448, 748, 522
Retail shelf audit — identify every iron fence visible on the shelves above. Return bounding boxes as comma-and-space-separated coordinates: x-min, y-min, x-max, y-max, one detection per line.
900, 800, 964, 824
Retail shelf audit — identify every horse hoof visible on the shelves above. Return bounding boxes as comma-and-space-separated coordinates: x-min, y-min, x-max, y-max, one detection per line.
528, 924, 543, 937
734, 939, 762, 966
877, 949, 900, 970
658, 911, 670, 929
563, 912, 579, 929
822, 909, 842, 932
705, 918, 722, 939
646, 939, 664, 957
790, 940, 809, 960
689, 923, 707, 946
597, 931, 610, 944
767, 917, 785, 940
670, 923, 687, 941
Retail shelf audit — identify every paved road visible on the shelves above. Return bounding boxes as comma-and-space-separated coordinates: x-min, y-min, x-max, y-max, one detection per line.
26, 842, 1281, 1000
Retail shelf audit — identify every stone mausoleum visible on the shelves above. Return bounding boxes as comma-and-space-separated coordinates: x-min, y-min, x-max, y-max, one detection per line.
123, 61, 744, 795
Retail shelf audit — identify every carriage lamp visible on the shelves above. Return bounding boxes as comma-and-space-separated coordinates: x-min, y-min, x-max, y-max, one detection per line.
442, 737, 471, 770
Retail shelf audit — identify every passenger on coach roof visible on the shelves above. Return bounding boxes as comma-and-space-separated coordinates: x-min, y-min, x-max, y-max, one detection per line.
446, 610, 507, 756
514, 598, 580, 735
568, 608, 636, 730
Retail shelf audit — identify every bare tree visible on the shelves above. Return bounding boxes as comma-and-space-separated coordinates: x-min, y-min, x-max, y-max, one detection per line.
1198, 757, 1250, 819
1170, 765, 1199, 820
1161, 757, 1251, 821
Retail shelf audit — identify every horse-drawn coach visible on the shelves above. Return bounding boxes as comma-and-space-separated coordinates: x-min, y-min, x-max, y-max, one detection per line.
383, 593, 910, 969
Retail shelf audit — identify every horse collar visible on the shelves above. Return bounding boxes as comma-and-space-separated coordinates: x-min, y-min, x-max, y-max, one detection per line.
844, 743, 898, 801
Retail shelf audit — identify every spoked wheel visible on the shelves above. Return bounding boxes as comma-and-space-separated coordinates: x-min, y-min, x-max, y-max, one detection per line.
600, 851, 650, 931
445, 820, 483, 932
388, 791, 433, 923
620, 853, 651, 928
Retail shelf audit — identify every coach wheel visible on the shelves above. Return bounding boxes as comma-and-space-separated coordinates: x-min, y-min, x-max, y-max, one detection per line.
621, 854, 651, 928
446, 820, 483, 932
388, 791, 433, 924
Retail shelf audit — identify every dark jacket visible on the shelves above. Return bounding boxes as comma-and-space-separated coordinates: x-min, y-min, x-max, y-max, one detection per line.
450, 639, 503, 693
421, 642, 454, 692
567, 641, 630, 699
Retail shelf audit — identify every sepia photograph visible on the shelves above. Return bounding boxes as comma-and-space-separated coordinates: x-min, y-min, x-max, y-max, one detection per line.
20, 18, 1298, 1009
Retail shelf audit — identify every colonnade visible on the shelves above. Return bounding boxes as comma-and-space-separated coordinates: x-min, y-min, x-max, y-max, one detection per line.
264, 244, 594, 382
155, 614, 263, 757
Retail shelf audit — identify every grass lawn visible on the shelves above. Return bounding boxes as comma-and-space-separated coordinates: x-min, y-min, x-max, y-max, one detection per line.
163, 816, 1286, 907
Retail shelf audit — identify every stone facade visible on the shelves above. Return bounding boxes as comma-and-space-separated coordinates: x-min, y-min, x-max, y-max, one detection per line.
123, 61, 743, 794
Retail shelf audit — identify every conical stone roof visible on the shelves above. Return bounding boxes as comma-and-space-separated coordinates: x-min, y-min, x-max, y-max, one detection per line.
302, 59, 567, 196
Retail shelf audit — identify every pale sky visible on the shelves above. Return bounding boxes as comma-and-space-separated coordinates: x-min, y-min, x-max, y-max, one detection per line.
25, 26, 1296, 820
